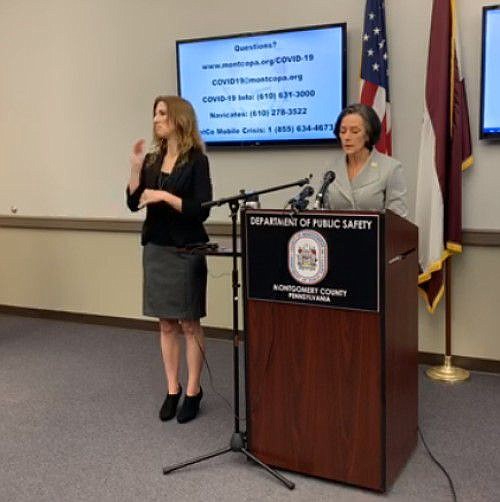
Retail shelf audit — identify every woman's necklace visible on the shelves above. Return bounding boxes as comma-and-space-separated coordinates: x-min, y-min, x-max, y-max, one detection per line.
161, 153, 178, 174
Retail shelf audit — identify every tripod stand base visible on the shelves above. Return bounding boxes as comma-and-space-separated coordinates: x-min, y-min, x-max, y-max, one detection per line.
240, 446, 295, 490
163, 432, 295, 490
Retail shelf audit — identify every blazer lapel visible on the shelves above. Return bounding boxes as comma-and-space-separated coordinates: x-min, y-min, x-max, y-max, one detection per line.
333, 158, 355, 206
350, 152, 380, 190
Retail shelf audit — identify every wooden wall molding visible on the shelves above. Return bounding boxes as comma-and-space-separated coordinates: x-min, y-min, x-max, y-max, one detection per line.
462, 230, 500, 247
1, 216, 498, 245
0, 216, 232, 236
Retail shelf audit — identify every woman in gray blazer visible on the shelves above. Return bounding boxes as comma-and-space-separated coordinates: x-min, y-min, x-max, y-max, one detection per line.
321, 104, 408, 218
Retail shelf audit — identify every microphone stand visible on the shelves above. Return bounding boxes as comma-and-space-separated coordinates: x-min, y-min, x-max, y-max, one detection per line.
162, 177, 310, 490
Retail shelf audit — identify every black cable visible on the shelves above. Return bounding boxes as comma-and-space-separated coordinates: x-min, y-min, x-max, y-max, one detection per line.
418, 426, 457, 502
194, 334, 243, 423
191, 326, 457, 502
194, 331, 276, 425
243, 328, 276, 420
200, 333, 459, 502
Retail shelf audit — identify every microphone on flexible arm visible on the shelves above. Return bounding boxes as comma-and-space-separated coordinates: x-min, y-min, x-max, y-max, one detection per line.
288, 185, 314, 214
313, 170, 336, 210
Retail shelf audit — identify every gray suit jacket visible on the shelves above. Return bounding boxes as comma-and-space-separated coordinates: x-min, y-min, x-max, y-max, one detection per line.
323, 149, 408, 218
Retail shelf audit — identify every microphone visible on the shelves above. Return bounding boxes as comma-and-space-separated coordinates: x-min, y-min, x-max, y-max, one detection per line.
297, 174, 313, 187
313, 170, 336, 209
288, 185, 314, 213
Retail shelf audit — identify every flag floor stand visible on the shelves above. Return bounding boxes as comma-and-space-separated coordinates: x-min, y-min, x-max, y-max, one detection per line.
426, 355, 470, 382
426, 260, 470, 383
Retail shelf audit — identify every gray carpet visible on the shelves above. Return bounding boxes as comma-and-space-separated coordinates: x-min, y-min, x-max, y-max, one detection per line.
1, 314, 499, 502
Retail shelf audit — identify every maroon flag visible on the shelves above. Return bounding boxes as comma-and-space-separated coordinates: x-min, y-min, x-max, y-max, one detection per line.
359, 0, 392, 155
415, 0, 473, 312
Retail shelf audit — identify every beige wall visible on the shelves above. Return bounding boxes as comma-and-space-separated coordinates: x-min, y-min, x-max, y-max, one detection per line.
1, 227, 499, 361
0, 227, 234, 329
1, 0, 499, 360
1, 0, 500, 226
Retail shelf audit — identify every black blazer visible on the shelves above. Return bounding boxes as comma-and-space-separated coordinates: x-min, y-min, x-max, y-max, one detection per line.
126, 148, 213, 247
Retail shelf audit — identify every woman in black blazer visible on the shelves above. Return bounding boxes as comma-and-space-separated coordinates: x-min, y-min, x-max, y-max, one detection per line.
127, 96, 213, 423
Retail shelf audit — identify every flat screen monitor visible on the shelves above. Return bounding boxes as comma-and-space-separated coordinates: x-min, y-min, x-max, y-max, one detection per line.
176, 23, 346, 147
480, 5, 500, 139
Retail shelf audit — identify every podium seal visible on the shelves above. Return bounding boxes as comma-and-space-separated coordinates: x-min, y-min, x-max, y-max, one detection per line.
288, 230, 328, 285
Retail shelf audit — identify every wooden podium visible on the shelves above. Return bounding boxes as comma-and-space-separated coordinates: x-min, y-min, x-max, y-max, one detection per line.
242, 209, 418, 492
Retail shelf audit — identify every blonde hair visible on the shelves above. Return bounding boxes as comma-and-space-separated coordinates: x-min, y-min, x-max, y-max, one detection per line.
151, 95, 205, 163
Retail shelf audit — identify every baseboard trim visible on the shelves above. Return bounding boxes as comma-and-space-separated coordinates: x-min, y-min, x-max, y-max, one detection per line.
418, 352, 500, 375
0, 305, 236, 341
1, 305, 499, 373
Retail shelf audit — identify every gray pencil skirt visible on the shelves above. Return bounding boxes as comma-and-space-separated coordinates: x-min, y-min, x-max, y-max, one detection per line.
142, 243, 207, 320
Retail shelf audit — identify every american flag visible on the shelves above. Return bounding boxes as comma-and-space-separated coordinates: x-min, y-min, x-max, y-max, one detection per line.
359, 0, 392, 155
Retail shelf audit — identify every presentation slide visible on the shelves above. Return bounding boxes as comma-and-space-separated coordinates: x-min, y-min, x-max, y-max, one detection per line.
483, 9, 500, 135
177, 25, 345, 145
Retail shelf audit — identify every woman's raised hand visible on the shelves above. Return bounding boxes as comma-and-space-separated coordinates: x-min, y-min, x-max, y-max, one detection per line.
128, 139, 146, 194
130, 139, 146, 174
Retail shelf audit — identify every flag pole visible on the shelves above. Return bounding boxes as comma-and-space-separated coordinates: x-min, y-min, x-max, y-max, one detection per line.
426, 258, 470, 382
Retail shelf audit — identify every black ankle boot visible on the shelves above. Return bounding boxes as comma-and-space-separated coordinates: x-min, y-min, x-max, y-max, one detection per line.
159, 385, 182, 421
176, 387, 203, 423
